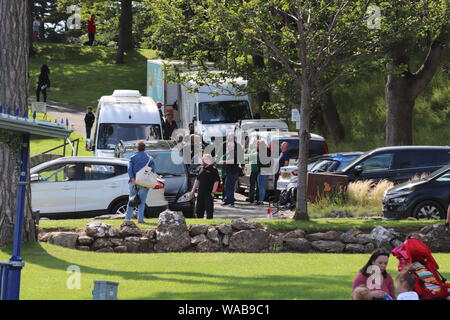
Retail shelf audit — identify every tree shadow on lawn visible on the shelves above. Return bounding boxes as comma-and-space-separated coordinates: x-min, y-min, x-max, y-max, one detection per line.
0, 243, 353, 300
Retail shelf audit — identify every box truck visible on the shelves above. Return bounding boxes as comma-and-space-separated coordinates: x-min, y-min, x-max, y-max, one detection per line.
147, 60, 253, 144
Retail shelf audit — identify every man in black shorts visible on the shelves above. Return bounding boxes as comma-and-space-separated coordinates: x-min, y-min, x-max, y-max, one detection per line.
190, 154, 220, 219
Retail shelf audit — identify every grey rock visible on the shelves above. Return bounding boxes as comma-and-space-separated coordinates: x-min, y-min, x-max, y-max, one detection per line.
124, 236, 141, 253
96, 247, 114, 253
284, 238, 311, 252
391, 239, 404, 248
114, 246, 128, 253
222, 234, 230, 246
77, 235, 94, 246
76, 246, 91, 251
143, 229, 157, 241
306, 232, 325, 241
92, 238, 113, 251
229, 229, 272, 253
365, 243, 375, 252
48, 232, 79, 249
340, 228, 362, 244
189, 224, 209, 236
207, 227, 221, 243
283, 230, 306, 239
86, 222, 115, 238
216, 223, 233, 235
139, 237, 154, 253
39, 232, 56, 242
191, 234, 207, 245
355, 234, 375, 245
311, 240, 345, 253
110, 238, 124, 247
344, 244, 367, 253
154, 211, 191, 252
119, 221, 142, 237
196, 239, 214, 252
230, 218, 263, 231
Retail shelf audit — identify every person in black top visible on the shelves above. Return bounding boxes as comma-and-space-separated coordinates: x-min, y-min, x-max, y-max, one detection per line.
156, 101, 166, 136
190, 154, 220, 219
164, 109, 178, 140
36, 64, 50, 102
84, 106, 95, 139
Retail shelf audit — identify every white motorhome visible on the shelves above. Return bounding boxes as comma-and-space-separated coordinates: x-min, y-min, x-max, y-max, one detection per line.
88, 90, 163, 158
147, 60, 253, 144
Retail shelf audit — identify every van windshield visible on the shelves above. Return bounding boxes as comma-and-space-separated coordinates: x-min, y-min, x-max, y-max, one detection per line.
199, 100, 252, 124
97, 123, 162, 150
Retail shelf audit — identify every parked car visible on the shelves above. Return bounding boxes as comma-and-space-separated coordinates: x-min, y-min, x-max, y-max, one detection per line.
238, 131, 328, 193
30, 157, 167, 219
383, 164, 450, 220
277, 152, 363, 191
114, 140, 196, 218
334, 146, 450, 183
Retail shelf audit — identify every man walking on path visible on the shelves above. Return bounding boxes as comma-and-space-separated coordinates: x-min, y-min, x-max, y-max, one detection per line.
84, 106, 95, 139
125, 141, 156, 224
84, 14, 96, 46
190, 154, 220, 219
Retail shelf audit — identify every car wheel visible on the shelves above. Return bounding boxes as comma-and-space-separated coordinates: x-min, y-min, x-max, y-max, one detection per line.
412, 201, 445, 220
110, 199, 129, 215
145, 205, 167, 218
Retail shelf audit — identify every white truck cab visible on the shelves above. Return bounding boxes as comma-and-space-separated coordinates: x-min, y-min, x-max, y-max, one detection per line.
88, 90, 163, 158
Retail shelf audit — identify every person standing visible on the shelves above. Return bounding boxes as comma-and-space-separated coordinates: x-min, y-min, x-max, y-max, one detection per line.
164, 109, 178, 140
156, 101, 166, 138
32, 17, 41, 42
36, 64, 50, 102
84, 106, 95, 139
190, 154, 220, 219
220, 138, 244, 207
246, 144, 259, 203
256, 140, 271, 205
274, 141, 290, 200
125, 141, 156, 224
84, 14, 96, 46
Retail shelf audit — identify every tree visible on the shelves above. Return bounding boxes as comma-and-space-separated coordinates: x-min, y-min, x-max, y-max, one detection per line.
147, 0, 380, 220
0, 0, 37, 245
371, 1, 449, 146
116, 0, 133, 64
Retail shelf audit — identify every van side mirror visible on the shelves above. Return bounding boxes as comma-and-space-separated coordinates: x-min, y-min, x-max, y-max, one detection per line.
86, 139, 95, 151
31, 173, 40, 182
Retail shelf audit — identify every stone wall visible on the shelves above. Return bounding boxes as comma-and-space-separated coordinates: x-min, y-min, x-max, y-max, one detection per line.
38, 210, 450, 254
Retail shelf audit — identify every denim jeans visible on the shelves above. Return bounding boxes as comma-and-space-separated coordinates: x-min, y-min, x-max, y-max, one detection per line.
257, 174, 269, 202
223, 172, 239, 204
125, 183, 149, 221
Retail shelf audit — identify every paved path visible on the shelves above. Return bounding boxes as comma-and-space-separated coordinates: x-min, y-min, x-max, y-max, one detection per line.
28, 98, 86, 137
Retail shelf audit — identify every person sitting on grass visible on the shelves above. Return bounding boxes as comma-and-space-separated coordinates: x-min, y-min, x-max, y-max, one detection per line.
352, 248, 396, 300
396, 266, 419, 300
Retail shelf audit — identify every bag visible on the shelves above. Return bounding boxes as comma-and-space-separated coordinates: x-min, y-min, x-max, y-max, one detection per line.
128, 186, 141, 208
135, 157, 158, 188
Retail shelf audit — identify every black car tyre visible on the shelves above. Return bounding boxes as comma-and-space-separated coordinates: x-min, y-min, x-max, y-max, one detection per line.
412, 200, 445, 220
110, 199, 129, 215
145, 205, 168, 218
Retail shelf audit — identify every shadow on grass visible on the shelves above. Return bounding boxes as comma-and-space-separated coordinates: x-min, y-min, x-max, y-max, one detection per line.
0, 243, 353, 300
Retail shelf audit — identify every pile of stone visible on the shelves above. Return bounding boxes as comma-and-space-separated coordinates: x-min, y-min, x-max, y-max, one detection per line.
38, 210, 450, 254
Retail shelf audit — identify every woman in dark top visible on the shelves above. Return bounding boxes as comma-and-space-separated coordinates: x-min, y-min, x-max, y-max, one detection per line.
36, 64, 50, 102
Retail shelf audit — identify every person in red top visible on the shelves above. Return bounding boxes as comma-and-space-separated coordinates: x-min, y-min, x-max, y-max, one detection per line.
352, 248, 396, 300
84, 14, 96, 46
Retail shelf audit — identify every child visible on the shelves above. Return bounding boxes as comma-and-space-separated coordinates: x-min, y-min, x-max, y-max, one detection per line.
396, 267, 419, 300
352, 285, 371, 300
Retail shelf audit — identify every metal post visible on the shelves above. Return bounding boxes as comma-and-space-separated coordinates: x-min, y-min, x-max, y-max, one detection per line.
5, 133, 29, 300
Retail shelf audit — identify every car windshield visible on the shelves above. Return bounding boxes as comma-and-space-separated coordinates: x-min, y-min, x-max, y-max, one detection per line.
337, 152, 370, 172
97, 123, 162, 150
199, 100, 252, 124
122, 150, 186, 176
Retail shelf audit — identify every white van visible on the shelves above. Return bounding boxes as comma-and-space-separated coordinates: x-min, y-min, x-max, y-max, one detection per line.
88, 90, 163, 158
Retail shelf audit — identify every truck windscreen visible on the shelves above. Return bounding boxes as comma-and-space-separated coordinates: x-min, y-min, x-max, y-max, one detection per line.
97, 123, 162, 150
199, 101, 252, 124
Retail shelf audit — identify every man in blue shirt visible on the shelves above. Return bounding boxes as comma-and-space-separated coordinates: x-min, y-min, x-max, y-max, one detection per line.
125, 141, 156, 223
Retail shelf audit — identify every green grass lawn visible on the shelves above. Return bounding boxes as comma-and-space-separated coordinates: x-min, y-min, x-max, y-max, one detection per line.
29, 43, 157, 109
2, 242, 449, 300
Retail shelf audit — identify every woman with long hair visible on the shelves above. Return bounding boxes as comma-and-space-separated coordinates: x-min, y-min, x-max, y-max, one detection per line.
352, 248, 396, 299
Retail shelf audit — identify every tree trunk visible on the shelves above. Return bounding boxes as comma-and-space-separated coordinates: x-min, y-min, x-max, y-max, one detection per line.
28, 0, 35, 57
0, 0, 37, 245
385, 75, 415, 146
116, 0, 133, 64
294, 80, 311, 221
252, 55, 270, 114
319, 90, 345, 144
